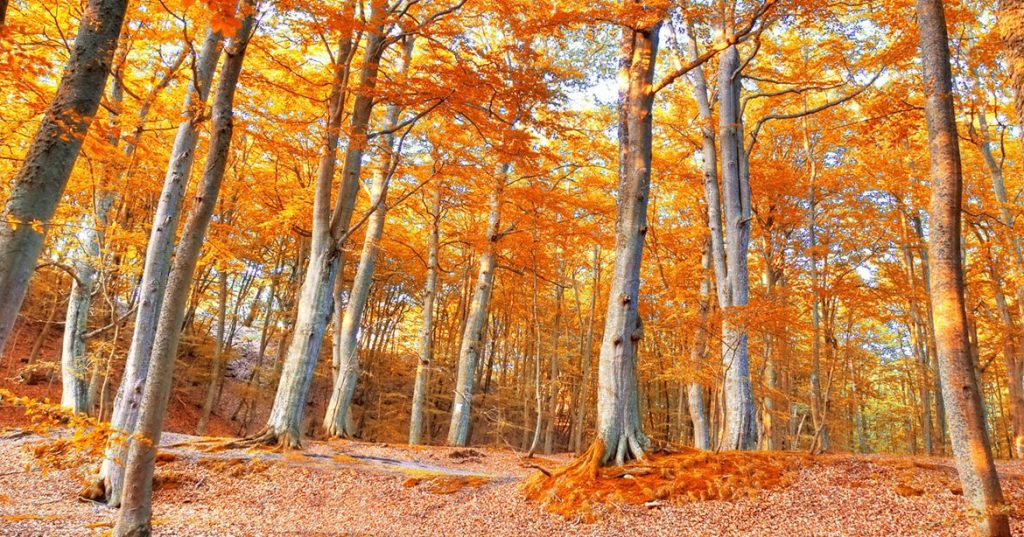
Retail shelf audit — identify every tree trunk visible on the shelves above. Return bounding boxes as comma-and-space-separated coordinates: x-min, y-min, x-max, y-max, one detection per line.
196, 272, 229, 435
90, 27, 223, 507
718, 43, 757, 451
916, 0, 1011, 533
61, 47, 185, 415
594, 16, 659, 466
447, 168, 506, 446
571, 246, 600, 454
409, 187, 442, 445
323, 37, 414, 436
0, 0, 128, 355
255, 5, 361, 448
689, 239, 712, 450
113, 11, 254, 535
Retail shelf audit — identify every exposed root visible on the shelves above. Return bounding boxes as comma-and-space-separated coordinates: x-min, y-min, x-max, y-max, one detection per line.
522, 439, 800, 522
220, 428, 302, 451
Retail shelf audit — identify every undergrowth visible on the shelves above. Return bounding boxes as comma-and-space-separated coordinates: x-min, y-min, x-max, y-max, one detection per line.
522, 440, 801, 522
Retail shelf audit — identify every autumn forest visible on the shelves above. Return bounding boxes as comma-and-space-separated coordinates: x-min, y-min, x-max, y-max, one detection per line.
1, 0, 1023, 535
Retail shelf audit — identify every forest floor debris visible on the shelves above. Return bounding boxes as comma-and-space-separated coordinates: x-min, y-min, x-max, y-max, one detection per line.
2, 430, 1024, 536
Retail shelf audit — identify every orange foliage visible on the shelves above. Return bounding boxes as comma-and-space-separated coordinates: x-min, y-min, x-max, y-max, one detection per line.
522, 441, 800, 522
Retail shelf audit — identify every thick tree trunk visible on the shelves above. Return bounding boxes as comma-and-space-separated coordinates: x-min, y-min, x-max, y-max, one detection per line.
447, 170, 506, 446
0, 0, 128, 355
323, 38, 413, 436
916, 0, 1011, 534
113, 11, 254, 535
594, 17, 659, 466
94, 28, 224, 507
409, 187, 441, 445
718, 43, 757, 451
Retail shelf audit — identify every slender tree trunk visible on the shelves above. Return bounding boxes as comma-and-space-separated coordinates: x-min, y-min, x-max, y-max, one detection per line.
61, 48, 185, 415
255, 5, 360, 447
0, 0, 128, 355
571, 246, 600, 454
323, 37, 414, 436
447, 169, 506, 446
594, 16, 659, 465
113, 11, 254, 535
689, 239, 712, 449
544, 265, 564, 454
196, 272, 229, 435
916, 0, 1011, 533
93, 28, 224, 506
409, 187, 442, 445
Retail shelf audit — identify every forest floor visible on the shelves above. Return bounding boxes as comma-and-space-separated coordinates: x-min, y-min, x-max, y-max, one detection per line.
3, 328, 1024, 535
1, 426, 1024, 536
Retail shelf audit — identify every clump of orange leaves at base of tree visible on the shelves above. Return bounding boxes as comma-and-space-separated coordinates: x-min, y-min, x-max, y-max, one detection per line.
521, 439, 803, 522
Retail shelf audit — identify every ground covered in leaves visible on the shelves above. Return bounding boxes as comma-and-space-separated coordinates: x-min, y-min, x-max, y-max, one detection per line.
2, 429, 1024, 536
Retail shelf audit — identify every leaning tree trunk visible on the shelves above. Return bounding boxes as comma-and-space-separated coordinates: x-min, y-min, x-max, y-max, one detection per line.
594, 17, 659, 466
917, 0, 1011, 534
718, 43, 757, 451
447, 169, 506, 446
92, 28, 224, 507
409, 186, 441, 445
113, 11, 254, 535
0, 0, 128, 356
324, 38, 413, 436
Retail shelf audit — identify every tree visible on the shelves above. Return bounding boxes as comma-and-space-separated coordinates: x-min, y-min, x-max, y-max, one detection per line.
113, 5, 255, 534
0, 0, 128, 356
593, 2, 660, 465
90, 24, 226, 507
916, 0, 1011, 534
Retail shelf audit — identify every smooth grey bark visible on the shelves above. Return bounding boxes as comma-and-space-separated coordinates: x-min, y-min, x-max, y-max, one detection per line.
94, 28, 224, 507
409, 186, 441, 445
329, 2, 389, 384
689, 240, 712, 450
594, 17, 659, 465
258, 3, 389, 447
113, 10, 254, 535
0, 0, 128, 356
62, 50, 186, 414
323, 36, 414, 437
717, 43, 757, 451
916, 0, 1011, 534
447, 168, 507, 446
527, 253, 544, 456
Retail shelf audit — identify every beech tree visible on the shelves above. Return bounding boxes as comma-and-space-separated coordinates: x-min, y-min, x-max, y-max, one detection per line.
916, 0, 1011, 534
0, 0, 128, 356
